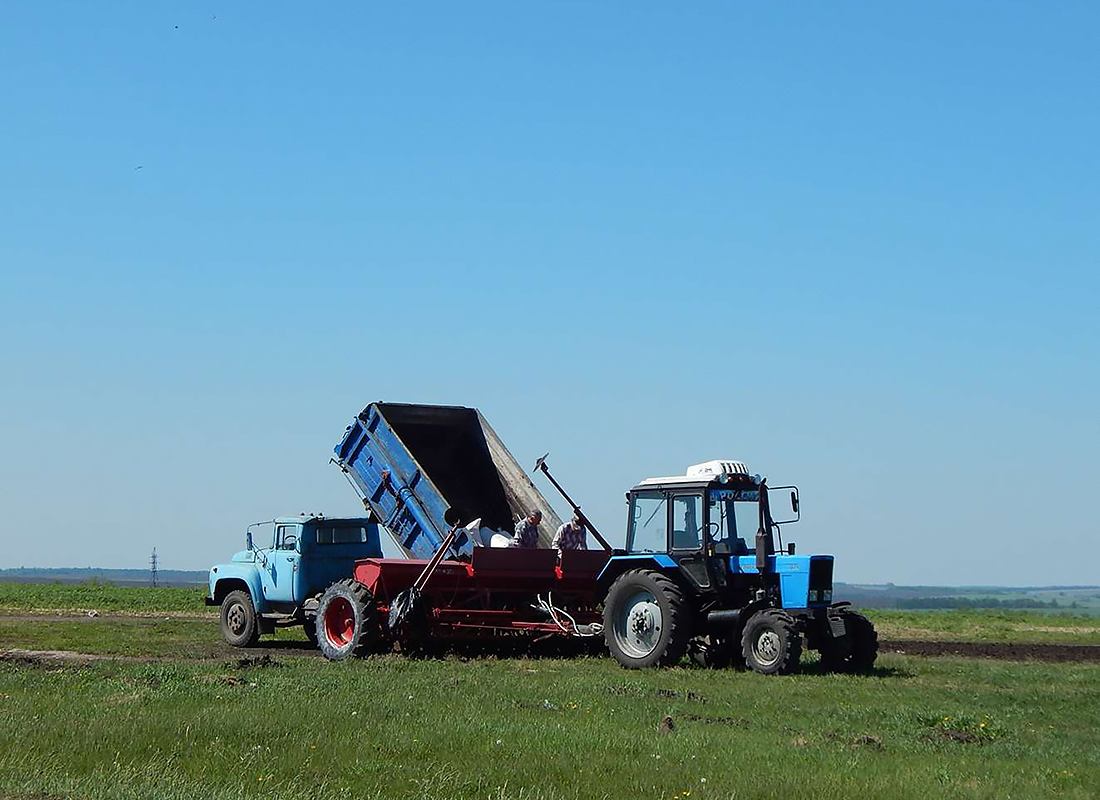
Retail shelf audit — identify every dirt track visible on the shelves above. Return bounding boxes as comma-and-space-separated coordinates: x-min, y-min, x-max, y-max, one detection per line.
879, 640, 1100, 663
4, 640, 1100, 666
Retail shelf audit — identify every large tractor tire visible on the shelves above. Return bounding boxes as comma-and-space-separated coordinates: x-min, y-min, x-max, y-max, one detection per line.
603, 570, 691, 669
316, 579, 378, 661
220, 589, 260, 648
820, 610, 878, 674
741, 609, 802, 675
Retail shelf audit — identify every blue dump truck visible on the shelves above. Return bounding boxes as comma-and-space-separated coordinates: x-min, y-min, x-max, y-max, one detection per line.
207, 515, 384, 646
208, 402, 563, 645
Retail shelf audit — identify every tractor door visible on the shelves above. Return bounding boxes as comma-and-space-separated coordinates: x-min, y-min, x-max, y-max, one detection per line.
670, 493, 712, 591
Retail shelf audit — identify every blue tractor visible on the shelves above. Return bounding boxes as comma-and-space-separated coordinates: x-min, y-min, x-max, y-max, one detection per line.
207, 515, 383, 647
595, 460, 877, 674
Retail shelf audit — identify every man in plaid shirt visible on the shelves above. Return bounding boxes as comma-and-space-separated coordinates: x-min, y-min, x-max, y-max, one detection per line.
510, 510, 542, 548
552, 514, 588, 553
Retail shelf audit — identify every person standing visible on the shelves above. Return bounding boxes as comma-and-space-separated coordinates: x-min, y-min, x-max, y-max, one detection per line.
510, 510, 542, 548
552, 514, 588, 554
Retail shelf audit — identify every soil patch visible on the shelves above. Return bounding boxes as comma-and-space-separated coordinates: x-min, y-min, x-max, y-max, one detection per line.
881, 640, 1100, 663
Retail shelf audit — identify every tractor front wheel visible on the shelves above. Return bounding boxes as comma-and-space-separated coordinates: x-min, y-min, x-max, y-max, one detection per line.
820, 610, 878, 673
316, 579, 378, 661
741, 610, 802, 675
220, 590, 260, 648
603, 570, 690, 669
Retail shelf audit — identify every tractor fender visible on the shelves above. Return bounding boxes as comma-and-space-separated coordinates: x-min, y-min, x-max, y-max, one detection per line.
595, 554, 680, 599
209, 565, 268, 613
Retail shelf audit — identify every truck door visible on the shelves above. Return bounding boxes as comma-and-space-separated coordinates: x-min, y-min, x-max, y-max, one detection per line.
271, 524, 300, 603
670, 493, 711, 591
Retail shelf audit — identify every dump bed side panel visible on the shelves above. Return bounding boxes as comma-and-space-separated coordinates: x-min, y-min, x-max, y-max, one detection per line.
334, 408, 452, 559
478, 411, 562, 548
334, 402, 563, 558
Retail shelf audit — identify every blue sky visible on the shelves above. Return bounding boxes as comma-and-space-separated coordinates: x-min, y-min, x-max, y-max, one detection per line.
1, 2, 1096, 585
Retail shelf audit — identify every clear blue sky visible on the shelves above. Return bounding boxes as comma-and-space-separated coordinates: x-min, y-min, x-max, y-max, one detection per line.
1, 2, 1097, 585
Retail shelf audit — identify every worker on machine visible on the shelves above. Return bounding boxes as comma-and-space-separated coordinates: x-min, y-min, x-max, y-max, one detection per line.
510, 510, 542, 548
552, 513, 588, 554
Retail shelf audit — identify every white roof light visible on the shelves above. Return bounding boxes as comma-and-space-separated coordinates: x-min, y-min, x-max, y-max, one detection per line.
686, 460, 749, 479
637, 459, 751, 487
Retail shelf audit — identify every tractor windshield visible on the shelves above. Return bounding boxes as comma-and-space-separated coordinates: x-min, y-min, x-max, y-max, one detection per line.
708, 488, 762, 553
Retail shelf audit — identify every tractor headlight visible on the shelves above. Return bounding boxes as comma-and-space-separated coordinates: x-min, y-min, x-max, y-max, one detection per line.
823, 589, 832, 603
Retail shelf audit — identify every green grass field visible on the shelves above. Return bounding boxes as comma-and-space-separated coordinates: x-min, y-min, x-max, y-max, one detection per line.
2, 584, 1099, 799
0, 582, 211, 615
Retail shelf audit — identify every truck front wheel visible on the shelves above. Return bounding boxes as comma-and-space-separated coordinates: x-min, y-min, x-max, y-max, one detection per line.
220, 590, 260, 648
603, 570, 691, 669
316, 579, 377, 661
741, 609, 802, 675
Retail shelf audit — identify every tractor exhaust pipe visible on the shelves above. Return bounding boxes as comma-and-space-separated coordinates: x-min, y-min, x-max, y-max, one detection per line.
755, 480, 774, 574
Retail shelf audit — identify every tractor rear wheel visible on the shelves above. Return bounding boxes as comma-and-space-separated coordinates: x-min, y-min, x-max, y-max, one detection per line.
603, 570, 691, 669
316, 579, 378, 661
820, 610, 878, 673
220, 589, 260, 648
741, 610, 802, 675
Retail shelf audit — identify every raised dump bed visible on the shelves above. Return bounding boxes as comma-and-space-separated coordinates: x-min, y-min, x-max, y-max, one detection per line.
334, 402, 563, 558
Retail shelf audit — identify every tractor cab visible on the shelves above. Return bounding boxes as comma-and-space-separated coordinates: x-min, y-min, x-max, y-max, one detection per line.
599, 459, 873, 675
623, 460, 800, 596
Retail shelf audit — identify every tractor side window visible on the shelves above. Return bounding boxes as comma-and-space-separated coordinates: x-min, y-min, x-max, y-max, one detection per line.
628, 493, 667, 553
671, 495, 702, 550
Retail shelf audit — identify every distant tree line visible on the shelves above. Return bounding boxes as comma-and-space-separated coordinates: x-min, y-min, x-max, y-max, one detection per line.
895, 597, 1067, 610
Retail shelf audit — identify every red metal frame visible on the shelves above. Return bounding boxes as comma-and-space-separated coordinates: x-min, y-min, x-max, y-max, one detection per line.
352, 548, 609, 640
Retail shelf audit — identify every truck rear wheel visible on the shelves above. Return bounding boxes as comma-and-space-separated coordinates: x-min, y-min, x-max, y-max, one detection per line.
603, 570, 690, 669
303, 619, 319, 648
316, 579, 377, 661
220, 590, 260, 648
741, 610, 801, 675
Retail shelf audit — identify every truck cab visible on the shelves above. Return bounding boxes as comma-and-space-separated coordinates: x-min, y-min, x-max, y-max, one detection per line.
207, 515, 384, 647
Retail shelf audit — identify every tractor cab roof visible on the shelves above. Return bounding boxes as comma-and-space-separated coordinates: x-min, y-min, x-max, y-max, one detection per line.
630, 459, 763, 494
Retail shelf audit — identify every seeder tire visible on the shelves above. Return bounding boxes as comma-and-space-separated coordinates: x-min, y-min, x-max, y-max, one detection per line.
316, 579, 378, 661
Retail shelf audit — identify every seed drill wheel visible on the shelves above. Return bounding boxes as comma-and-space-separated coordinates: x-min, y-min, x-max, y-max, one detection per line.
219, 589, 260, 648
819, 610, 878, 674
315, 579, 378, 661
603, 570, 690, 669
741, 609, 802, 675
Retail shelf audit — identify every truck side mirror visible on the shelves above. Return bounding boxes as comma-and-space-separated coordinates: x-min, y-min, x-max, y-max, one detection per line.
790, 491, 799, 513
246, 531, 253, 550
